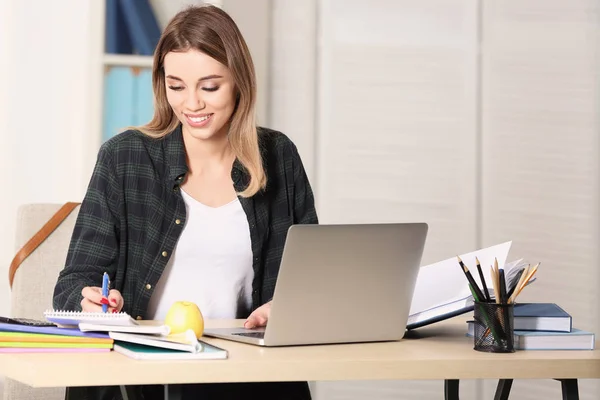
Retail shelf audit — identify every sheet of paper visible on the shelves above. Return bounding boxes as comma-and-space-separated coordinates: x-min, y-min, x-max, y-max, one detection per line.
409, 241, 512, 315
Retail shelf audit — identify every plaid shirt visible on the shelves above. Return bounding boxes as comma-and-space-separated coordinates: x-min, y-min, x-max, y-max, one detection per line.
53, 125, 318, 320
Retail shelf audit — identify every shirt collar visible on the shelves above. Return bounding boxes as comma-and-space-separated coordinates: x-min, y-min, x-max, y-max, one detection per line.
163, 123, 246, 189
163, 124, 188, 183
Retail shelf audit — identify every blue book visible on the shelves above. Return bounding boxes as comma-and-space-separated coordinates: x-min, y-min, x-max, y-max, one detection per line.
118, 0, 162, 56
103, 67, 136, 142
0, 322, 109, 339
513, 303, 572, 332
514, 329, 595, 351
105, 0, 133, 54
133, 68, 154, 126
466, 322, 594, 350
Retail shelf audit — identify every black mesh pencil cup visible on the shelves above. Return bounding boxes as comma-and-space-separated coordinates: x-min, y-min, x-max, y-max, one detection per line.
472, 301, 515, 353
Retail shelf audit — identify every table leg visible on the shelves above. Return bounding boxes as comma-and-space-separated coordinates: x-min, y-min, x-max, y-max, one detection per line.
557, 379, 579, 400
494, 379, 513, 400
444, 379, 459, 400
120, 385, 139, 400
165, 384, 183, 400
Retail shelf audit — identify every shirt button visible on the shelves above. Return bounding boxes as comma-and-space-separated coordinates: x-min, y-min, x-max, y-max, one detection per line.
136, 316, 143, 320
145, 283, 152, 290
175, 219, 181, 225
162, 251, 168, 257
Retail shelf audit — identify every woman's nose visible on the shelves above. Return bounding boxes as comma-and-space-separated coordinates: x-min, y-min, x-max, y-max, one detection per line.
185, 89, 205, 111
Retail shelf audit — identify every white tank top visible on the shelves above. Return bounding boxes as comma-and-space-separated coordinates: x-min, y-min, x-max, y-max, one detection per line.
146, 189, 254, 320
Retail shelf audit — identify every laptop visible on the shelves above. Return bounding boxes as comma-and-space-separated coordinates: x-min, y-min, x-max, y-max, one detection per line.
203, 223, 428, 347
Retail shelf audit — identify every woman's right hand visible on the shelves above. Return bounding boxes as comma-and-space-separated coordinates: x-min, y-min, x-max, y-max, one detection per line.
80, 286, 124, 313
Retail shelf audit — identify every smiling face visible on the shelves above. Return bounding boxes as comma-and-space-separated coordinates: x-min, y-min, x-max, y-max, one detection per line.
164, 49, 237, 141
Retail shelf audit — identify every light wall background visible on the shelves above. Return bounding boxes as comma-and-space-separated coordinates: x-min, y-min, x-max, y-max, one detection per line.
1, 0, 599, 399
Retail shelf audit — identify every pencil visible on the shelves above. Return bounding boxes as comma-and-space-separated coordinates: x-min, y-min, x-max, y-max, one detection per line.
457, 256, 486, 302
489, 266, 496, 304
468, 284, 480, 302
508, 264, 531, 304
493, 258, 500, 302
497, 268, 510, 340
509, 263, 539, 304
475, 257, 491, 302
498, 269, 507, 304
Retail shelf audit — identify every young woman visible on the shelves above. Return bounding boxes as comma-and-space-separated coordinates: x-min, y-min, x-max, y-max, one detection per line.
53, 5, 316, 400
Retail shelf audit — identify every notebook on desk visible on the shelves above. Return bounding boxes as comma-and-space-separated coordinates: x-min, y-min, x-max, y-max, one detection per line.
43, 310, 170, 335
43, 310, 138, 327
0, 322, 109, 338
113, 341, 228, 360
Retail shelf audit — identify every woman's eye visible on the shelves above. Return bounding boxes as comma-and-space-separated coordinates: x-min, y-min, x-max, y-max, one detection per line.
202, 86, 219, 92
168, 86, 184, 91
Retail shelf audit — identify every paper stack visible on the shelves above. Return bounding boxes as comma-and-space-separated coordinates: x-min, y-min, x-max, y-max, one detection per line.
0, 322, 113, 353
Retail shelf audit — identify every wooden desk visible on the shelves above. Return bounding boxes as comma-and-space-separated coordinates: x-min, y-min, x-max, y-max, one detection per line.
1, 317, 598, 400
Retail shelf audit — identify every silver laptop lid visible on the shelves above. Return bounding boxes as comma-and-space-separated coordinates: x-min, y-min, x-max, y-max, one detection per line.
263, 223, 428, 346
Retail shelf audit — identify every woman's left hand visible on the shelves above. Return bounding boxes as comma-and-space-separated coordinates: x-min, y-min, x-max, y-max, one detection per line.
244, 301, 272, 329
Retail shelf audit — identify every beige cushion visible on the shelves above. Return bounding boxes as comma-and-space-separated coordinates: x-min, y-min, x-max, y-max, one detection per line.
4, 203, 80, 400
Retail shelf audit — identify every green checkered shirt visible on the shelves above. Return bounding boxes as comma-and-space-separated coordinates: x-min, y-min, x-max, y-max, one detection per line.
53, 125, 318, 320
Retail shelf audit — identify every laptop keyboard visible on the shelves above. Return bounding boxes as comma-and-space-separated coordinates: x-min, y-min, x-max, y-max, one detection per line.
232, 332, 265, 339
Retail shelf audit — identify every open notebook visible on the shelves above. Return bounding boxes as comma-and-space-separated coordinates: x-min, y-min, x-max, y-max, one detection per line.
407, 241, 536, 329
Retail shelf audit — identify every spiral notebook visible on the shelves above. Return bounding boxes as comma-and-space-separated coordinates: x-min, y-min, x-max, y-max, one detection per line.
43, 310, 170, 335
43, 310, 138, 327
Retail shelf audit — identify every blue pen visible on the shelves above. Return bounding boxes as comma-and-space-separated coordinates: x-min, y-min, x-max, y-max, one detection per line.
101, 272, 109, 313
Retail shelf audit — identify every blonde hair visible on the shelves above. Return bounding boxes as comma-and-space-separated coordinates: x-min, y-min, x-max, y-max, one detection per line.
136, 5, 265, 197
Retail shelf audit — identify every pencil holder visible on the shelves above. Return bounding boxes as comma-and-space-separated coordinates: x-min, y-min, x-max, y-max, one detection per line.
472, 302, 515, 353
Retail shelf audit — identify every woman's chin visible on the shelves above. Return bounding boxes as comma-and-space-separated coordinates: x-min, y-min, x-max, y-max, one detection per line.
183, 124, 227, 141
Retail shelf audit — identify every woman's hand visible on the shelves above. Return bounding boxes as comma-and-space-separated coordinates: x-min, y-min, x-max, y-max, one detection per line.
81, 286, 124, 313
244, 301, 272, 329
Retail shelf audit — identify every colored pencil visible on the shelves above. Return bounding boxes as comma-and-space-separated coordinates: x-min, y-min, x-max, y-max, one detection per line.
457, 256, 486, 302
475, 257, 491, 302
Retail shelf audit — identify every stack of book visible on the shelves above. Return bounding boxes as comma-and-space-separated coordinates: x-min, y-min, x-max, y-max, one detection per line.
77, 322, 228, 360
0, 321, 113, 353
41, 310, 228, 360
467, 303, 595, 350
3, 311, 229, 359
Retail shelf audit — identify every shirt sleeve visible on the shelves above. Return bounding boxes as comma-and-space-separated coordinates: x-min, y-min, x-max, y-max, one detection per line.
52, 144, 121, 311
290, 141, 319, 225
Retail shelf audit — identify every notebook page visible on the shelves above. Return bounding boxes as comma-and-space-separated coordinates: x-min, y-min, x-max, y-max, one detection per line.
410, 241, 512, 315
